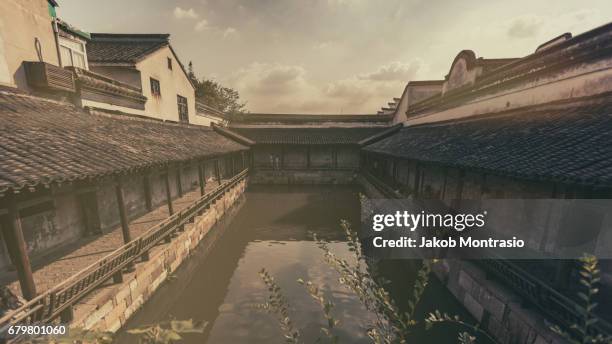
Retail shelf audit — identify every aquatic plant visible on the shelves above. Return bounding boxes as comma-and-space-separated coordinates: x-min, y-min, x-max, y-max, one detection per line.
550, 255, 612, 344
126, 319, 207, 344
258, 218, 486, 344
258, 268, 301, 344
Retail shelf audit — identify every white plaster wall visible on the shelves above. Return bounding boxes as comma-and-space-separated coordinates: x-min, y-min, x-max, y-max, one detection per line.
405, 58, 612, 127
190, 113, 224, 127
136, 46, 195, 122
0, 0, 59, 89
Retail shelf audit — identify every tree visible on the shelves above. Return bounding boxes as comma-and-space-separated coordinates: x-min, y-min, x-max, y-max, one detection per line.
188, 61, 247, 116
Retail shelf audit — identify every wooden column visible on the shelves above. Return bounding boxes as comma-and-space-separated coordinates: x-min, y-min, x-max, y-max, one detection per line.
215, 159, 222, 185
231, 154, 236, 176
198, 162, 205, 196
143, 173, 152, 212
176, 165, 183, 198
306, 145, 311, 169
413, 163, 420, 197
441, 168, 449, 200
280, 147, 285, 170
241, 152, 246, 171
114, 178, 131, 245
164, 170, 174, 215
1, 197, 37, 300
332, 146, 338, 169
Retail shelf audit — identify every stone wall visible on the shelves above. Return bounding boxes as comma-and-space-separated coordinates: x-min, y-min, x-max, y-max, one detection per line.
71, 178, 247, 332
250, 170, 357, 184
358, 174, 570, 344
253, 145, 360, 170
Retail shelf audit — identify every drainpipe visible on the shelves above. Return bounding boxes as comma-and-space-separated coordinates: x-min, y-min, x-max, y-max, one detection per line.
52, 18, 63, 67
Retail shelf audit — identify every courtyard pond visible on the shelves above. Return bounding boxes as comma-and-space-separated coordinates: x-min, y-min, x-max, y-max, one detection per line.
115, 185, 475, 343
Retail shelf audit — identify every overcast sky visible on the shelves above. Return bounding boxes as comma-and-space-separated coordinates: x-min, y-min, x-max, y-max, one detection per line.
58, 0, 611, 114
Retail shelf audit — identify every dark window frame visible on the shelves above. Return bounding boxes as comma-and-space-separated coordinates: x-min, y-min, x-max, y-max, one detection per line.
177, 95, 189, 123
167, 57, 173, 70
150, 78, 161, 97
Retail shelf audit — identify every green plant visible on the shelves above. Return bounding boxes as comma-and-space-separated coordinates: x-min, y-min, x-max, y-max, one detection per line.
258, 218, 484, 344
30, 328, 113, 344
551, 255, 612, 344
126, 319, 207, 344
258, 268, 300, 344
297, 278, 340, 343
425, 310, 496, 343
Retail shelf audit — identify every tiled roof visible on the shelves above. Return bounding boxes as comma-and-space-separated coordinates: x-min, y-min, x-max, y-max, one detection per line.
87, 34, 169, 64
364, 99, 612, 187
233, 127, 393, 145
0, 90, 247, 195
233, 113, 392, 124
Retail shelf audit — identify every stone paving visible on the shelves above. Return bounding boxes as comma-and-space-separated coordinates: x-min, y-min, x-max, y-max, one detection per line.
5, 180, 226, 298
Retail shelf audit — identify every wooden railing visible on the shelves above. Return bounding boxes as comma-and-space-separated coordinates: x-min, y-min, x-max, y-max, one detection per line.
0, 169, 248, 338
360, 170, 612, 340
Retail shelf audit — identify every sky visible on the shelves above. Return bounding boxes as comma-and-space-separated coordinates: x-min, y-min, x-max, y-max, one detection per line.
58, 0, 611, 114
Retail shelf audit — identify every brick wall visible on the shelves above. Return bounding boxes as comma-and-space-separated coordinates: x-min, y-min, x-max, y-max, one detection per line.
70, 179, 247, 332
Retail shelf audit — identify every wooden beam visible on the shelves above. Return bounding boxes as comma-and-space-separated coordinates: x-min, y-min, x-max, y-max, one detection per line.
231, 154, 236, 175
143, 173, 152, 212
1, 197, 37, 300
114, 178, 131, 245
176, 165, 183, 198
198, 162, 205, 196
164, 170, 174, 215
215, 159, 222, 185
332, 146, 338, 169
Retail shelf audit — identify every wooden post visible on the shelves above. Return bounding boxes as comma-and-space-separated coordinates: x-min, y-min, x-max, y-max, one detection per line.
280, 147, 285, 170
413, 163, 420, 197
241, 152, 246, 171
231, 154, 236, 176
164, 170, 174, 215
306, 145, 311, 169
1, 197, 37, 300
176, 165, 183, 198
215, 159, 222, 185
114, 178, 135, 271
198, 162, 205, 196
334, 146, 339, 169
143, 173, 152, 212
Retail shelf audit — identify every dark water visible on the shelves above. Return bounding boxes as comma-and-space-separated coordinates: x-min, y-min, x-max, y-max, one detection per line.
116, 185, 475, 343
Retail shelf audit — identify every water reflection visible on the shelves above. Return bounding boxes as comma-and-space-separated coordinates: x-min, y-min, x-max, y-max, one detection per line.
117, 185, 471, 344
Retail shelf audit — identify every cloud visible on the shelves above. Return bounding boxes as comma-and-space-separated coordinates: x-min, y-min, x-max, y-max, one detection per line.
173, 7, 199, 19
223, 27, 238, 38
506, 14, 544, 38
194, 19, 209, 31
226, 61, 426, 113
313, 41, 334, 50
229, 63, 310, 95
358, 60, 424, 81
505, 10, 602, 40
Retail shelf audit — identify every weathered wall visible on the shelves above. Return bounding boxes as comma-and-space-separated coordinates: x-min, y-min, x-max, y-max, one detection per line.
0, 0, 59, 89
136, 46, 196, 123
89, 66, 142, 90
0, 158, 235, 272
406, 59, 612, 127
250, 170, 357, 184
71, 179, 247, 332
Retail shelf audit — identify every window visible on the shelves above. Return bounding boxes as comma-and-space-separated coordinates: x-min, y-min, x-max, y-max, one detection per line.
150, 78, 161, 97
177, 95, 189, 122
59, 37, 87, 69
167, 57, 173, 70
